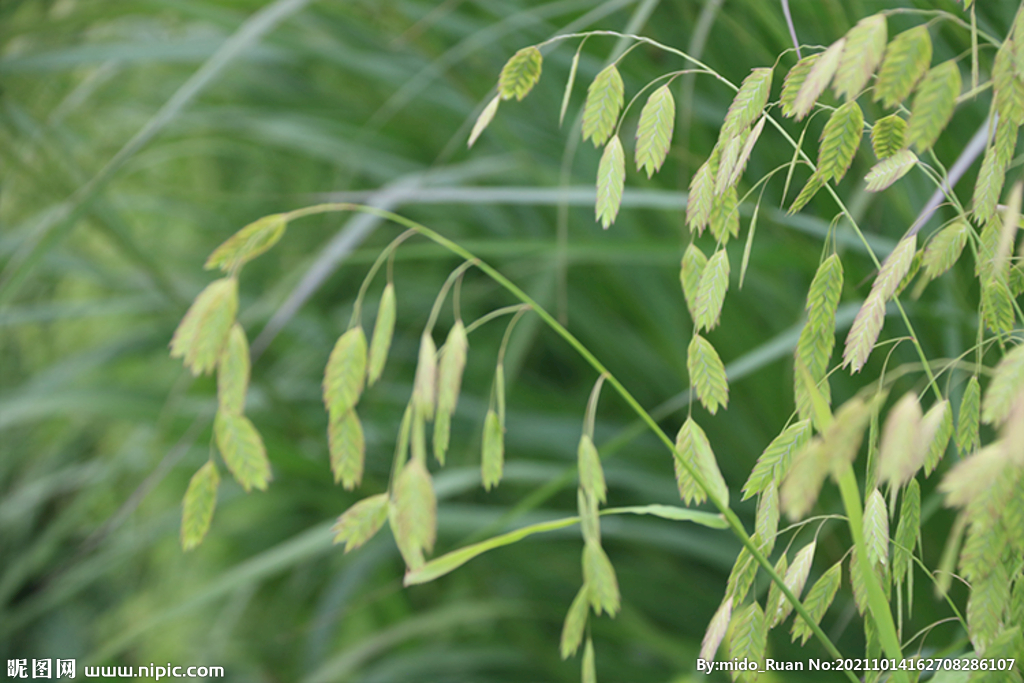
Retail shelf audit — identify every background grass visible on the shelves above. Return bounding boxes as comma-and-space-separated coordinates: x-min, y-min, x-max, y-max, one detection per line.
1, 1, 1018, 681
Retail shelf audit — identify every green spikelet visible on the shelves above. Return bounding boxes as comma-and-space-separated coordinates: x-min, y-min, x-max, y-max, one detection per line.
816, 101, 864, 183
922, 220, 969, 281
906, 60, 961, 152
635, 84, 675, 177
792, 40, 845, 121
722, 67, 772, 139
834, 14, 887, 101
781, 53, 820, 118
498, 46, 542, 101
871, 114, 907, 159
874, 26, 932, 109
688, 334, 729, 415
994, 41, 1024, 127
864, 149, 917, 192
596, 135, 625, 229
582, 65, 624, 147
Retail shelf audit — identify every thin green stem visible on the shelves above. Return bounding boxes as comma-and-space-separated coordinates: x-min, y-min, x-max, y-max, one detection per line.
282, 201, 858, 680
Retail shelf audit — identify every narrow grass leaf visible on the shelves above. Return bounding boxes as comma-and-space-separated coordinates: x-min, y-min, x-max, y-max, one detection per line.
323, 326, 367, 418
217, 323, 249, 415
635, 84, 675, 177
694, 249, 729, 331
722, 68, 772, 140
596, 135, 625, 229
214, 411, 271, 492
775, 541, 816, 625
816, 100, 864, 183
583, 540, 620, 616
982, 344, 1024, 425
865, 149, 917, 192
582, 64, 624, 147
727, 602, 766, 682
700, 596, 733, 662
922, 400, 953, 476
329, 409, 365, 490
688, 334, 729, 415
957, 376, 981, 455
482, 408, 504, 490
413, 332, 437, 420
605, 504, 728, 528
792, 39, 845, 121
923, 220, 969, 281
560, 585, 589, 659
863, 489, 890, 566
181, 461, 219, 551
404, 515, 581, 586
835, 15, 887, 101
906, 61, 961, 152
170, 277, 239, 376
755, 483, 779, 556
582, 638, 596, 683
681, 243, 708, 322
791, 561, 842, 645
874, 26, 932, 109
871, 114, 907, 159
743, 419, 811, 500
498, 46, 542, 101
468, 95, 500, 148
578, 434, 607, 505
331, 493, 388, 552
878, 392, 923, 489
205, 214, 288, 272
674, 417, 729, 507
892, 479, 920, 584
781, 53, 820, 118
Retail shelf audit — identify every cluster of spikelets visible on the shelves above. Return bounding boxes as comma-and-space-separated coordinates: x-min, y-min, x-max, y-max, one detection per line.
463, 9, 1024, 678
167, 8, 1024, 680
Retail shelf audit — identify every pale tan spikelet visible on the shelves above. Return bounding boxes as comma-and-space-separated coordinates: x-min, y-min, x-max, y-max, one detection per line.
792, 39, 845, 120
835, 15, 887, 100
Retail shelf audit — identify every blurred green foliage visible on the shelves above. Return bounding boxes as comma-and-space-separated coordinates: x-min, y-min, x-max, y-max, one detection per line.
1, 0, 1018, 681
